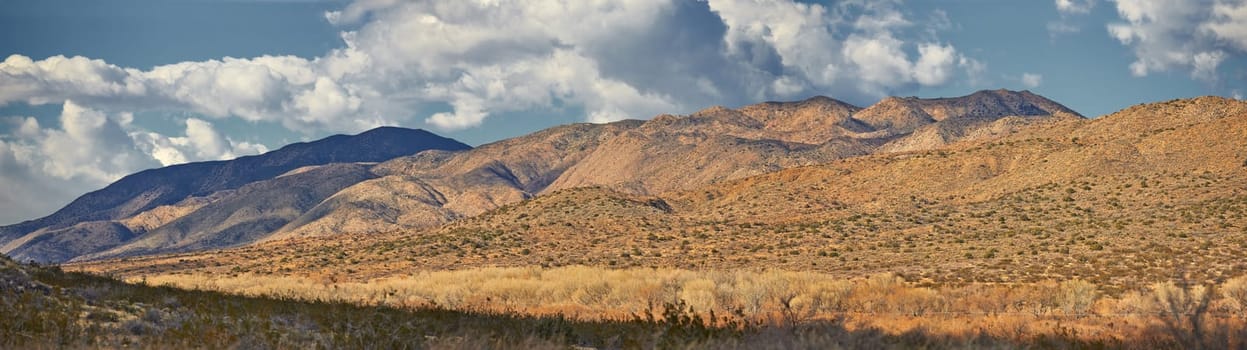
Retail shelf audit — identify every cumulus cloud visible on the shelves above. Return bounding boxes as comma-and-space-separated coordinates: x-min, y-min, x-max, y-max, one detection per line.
1, 0, 983, 134
1021, 73, 1044, 88
1106, 0, 1245, 81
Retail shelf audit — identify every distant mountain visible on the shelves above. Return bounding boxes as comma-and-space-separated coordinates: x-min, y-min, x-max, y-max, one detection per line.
11, 89, 1084, 263
0, 127, 470, 263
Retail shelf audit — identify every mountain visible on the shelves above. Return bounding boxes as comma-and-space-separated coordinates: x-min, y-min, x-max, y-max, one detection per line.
14, 89, 1079, 263
81, 96, 1247, 292
1, 127, 471, 263
273, 90, 1076, 241
265, 120, 643, 240
547, 89, 1079, 195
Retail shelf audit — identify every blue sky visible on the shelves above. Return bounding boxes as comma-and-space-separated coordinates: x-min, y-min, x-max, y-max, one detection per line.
1, 0, 1245, 224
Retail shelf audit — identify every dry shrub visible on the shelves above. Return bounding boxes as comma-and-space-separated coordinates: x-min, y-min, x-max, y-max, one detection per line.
1056, 279, 1097, 317
1222, 276, 1247, 318
807, 280, 852, 314
1114, 290, 1155, 315
1150, 281, 1213, 348
679, 279, 718, 313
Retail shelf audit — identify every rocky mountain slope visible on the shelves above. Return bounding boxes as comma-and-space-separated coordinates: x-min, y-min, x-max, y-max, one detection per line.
11, 89, 1079, 263
0, 127, 471, 263
275, 89, 1078, 241
547, 89, 1079, 194
78, 96, 1247, 292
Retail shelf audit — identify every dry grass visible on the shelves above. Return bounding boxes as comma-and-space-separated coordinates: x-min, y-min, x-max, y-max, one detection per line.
123, 265, 1247, 347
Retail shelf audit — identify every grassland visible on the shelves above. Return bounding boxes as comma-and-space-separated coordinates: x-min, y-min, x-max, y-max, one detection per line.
5, 255, 1198, 349
110, 266, 1247, 348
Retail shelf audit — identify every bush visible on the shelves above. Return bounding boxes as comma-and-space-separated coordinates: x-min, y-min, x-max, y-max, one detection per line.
1056, 280, 1097, 317
1222, 276, 1247, 318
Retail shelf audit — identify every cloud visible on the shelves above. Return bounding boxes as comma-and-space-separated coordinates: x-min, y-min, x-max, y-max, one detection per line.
1106, 0, 1245, 81
1204, 1, 1247, 51
1, 0, 984, 134
1021, 73, 1044, 88
1057, 0, 1097, 14
1047, 21, 1082, 36
0, 101, 267, 224
1049, 0, 1097, 38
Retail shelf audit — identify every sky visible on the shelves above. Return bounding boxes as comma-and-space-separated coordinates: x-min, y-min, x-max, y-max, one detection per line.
1, 0, 1245, 225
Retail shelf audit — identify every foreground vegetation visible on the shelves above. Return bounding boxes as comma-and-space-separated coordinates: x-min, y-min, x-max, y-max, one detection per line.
5, 253, 1243, 348
110, 265, 1247, 348
0, 256, 1122, 349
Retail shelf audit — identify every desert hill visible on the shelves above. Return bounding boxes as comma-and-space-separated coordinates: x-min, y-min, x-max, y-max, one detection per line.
76, 96, 1247, 293
267, 120, 645, 240
547, 89, 1079, 195
268, 89, 1078, 243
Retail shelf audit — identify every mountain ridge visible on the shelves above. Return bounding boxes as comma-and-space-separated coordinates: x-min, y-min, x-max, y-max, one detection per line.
9, 89, 1087, 263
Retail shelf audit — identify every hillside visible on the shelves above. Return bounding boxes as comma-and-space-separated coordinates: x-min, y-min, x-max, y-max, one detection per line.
78, 96, 1247, 293
266, 120, 645, 239
7, 90, 1081, 264
0, 127, 471, 263
547, 89, 1079, 195
271, 90, 1079, 241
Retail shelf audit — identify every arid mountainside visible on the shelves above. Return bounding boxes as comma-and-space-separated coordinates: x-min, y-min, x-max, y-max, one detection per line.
8, 90, 1078, 263
272, 90, 1078, 240
78, 96, 1247, 293
0, 128, 471, 263
548, 89, 1079, 194
267, 120, 645, 239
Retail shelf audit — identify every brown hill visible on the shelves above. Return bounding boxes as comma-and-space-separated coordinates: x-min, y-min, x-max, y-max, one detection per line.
265, 120, 644, 239
74, 96, 1247, 293
549, 90, 1078, 195
29, 90, 1077, 263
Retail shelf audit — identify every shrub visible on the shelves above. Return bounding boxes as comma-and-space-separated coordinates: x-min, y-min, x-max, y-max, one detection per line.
1056, 280, 1097, 317
1150, 282, 1212, 348
1222, 276, 1247, 318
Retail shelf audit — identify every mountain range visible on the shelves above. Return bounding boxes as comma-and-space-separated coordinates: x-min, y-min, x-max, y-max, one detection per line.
3, 89, 1084, 263
73, 94, 1247, 292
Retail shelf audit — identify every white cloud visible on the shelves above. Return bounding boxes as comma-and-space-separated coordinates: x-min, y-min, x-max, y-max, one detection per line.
913, 43, 958, 85
1021, 73, 1044, 88
1057, 0, 1097, 15
1203, 1, 1247, 51
1106, 0, 1245, 81
1050, 0, 1096, 38
958, 56, 988, 86
1, 0, 984, 135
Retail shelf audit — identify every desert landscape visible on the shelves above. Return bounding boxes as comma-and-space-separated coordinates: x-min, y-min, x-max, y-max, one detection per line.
4, 0, 1247, 348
